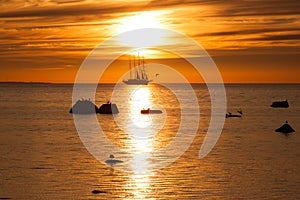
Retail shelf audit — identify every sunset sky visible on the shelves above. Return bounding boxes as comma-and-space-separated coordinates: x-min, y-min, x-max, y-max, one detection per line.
1, 0, 299, 83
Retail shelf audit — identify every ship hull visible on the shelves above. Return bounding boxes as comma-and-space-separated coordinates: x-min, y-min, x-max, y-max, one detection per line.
123, 79, 152, 85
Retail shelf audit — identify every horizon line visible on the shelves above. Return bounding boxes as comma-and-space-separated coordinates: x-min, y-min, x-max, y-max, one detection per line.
1, 81, 300, 85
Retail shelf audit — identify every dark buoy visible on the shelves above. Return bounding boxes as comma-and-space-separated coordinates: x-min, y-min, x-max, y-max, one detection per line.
270, 100, 289, 108
98, 101, 119, 114
275, 121, 295, 134
92, 190, 106, 194
69, 99, 98, 114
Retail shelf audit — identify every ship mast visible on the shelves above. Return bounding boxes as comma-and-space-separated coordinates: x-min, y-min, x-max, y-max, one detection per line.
142, 56, 148, 80
138, 52, 143, 80
129, 55, 132, 79
133, 55, 136, 79
134, 54, 139, 80
123, 52, 151, 85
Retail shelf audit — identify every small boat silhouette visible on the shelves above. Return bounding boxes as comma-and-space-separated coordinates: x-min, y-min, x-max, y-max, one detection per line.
270, 100, 289, 108
105, 154, 123, 165
141, 108, 163, 114
226, 110, 243, 118
91, 189, 107, 194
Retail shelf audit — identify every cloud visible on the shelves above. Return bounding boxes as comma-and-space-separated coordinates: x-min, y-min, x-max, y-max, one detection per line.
192, 28, 300, 37
49, 0, 85, 4
147, 0, 300, 17
14, 21, 116, 30
0, 4, 126, 18
251, 34, 300, 41
215, 0, 300, 17
0, 0, 300, 80
1, 0, 299, 19
31, 67, 66, 70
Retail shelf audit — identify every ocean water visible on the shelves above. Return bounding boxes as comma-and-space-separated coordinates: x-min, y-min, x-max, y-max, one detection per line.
0, 83, 299, 199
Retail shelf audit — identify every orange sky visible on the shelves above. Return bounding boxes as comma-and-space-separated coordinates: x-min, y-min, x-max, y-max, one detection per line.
0, 0, 300, 83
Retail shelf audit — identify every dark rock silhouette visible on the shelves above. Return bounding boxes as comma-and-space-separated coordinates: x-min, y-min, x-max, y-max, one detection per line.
275, 121, 295, 134
70, 100, 119, 114
270, 100, 289, 108
98, 101, 119, 114
69, 99, 98, 114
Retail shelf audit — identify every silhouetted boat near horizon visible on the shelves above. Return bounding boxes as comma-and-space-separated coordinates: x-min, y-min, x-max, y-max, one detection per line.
123, 53, 152, 85
270, 100, 289, 108
226, 110, 243, 118
105, 154, 123, 165
141, 108, 163, 114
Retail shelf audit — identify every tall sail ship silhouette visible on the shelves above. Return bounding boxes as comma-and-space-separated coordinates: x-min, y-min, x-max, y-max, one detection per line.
123, 53, 152, 85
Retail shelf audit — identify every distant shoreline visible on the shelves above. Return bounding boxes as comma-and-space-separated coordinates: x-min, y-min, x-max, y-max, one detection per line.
0, 81, 53, 84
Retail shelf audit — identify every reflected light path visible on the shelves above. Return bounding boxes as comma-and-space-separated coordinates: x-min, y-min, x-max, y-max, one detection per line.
126, 87, 156, 199
130, 87, 152, 129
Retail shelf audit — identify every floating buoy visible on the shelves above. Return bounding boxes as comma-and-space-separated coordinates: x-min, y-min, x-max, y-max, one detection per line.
275, 121, 295, 134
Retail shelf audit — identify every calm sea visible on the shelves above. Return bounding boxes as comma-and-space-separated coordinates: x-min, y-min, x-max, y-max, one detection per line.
0, 83, 299, 199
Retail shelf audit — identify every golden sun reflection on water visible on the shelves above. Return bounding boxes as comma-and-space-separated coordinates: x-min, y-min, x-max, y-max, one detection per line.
126, 86, 156, 199
129, 87, 152, 128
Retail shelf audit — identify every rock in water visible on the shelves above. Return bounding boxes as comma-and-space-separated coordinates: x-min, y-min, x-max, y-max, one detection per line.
270, 100, 289, 108
275, 121, 295, 133
69, 99, 98, 114
98, 102, 119, 114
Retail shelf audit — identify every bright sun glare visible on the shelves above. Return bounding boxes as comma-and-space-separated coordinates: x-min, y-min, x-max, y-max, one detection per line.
116, 11, 167, 50
118, 11, 164, 33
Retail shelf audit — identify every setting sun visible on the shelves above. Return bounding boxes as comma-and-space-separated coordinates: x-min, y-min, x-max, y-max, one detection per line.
118, 11, 165, 33
115, 11, 168, 49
